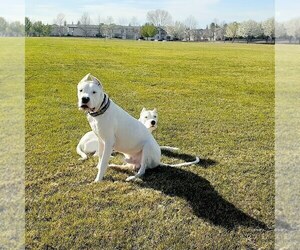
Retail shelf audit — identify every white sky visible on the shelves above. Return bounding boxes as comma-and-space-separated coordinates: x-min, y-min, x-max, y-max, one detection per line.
0, 0, 299, 25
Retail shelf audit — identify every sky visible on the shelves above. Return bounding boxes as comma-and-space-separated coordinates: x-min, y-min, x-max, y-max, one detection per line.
0, 0, 299, 26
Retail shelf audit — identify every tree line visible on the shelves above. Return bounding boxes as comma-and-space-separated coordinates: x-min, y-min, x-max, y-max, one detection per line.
25, 17, 52, 37
0, 17, 24, 36
1, 9, 300, 43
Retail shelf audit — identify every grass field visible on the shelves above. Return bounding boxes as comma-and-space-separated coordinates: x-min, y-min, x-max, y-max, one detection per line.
0, 38, 24, 249
25, 38, 274, 249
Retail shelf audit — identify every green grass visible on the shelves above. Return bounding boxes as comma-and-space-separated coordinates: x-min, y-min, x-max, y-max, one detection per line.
275, 45, 300, 249
0, 38, 25, 249
26, 38, 274, 249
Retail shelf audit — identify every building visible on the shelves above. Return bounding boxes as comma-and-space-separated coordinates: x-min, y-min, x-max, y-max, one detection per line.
51, 23, 140, 40
50, 23, 218, 42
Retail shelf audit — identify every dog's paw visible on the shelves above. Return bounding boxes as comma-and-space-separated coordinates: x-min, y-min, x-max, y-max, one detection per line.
78, 157, 87, 161
126, 176, 137, 182
94, 178, 102, 183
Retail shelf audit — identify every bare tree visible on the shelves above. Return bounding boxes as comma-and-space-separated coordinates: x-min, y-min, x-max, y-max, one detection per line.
79, 12, 91, 37
218, 21, 227, 41
129, 16, 140, 39
184, 15, 198, 41
118, 17, 128, 26
166, 21, 185, 40
54, 13, 65, 36
103, 16, 115, 38
146, 9, 172, 28
129, 16, 139, 26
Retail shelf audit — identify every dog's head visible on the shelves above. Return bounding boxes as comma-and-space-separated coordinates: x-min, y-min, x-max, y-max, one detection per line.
77, 73, 105, 112
139, 108, 158, 132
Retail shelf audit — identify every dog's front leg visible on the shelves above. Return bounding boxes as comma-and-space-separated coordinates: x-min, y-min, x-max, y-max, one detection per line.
93, 140, 104, 159
94, 140, 114, 182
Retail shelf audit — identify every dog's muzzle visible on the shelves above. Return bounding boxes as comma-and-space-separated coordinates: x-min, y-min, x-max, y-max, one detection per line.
80, 104, 89, 109
79, 97, 90, 109
82, 97, 90, 104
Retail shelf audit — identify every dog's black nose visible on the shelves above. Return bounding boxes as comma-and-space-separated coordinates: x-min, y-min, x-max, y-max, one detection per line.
82, 97, 90, 104
151, 120, 156, 126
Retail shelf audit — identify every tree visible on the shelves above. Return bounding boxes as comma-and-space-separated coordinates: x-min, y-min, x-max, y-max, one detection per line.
79, 12, 91, 37
0, 17, 8, 36
285, 18, 300, 43
166, 21, 185, 40
7, 21, 24, 36
238, 20, 262, 43
43, 24, 52, 36
295, 24, 300, 44
217, 21, 227, 41
146, 9, 172, 28
107, 16, 115, 38
226, 22, 239, 42
129, 16, 140, 39
209, 22, 218, 40
275, 21, 286, 39
102, 16, 115, 38
96, 16, 103, 37
262, 18, 275, 43
140, 23, 157, 40
32, 21, 44, 37
54, 13, 65, 36
25, 17, 32, 36
118, 17, 128, 26
129, 16, 139, 26
184, 15, 198, 41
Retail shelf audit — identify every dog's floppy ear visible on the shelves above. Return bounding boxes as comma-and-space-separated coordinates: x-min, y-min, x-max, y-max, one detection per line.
141, 107, 146, 113
91, 75, 103, 89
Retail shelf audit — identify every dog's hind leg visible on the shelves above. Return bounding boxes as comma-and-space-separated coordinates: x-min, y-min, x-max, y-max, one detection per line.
126, 166, 146, 181
77, 144, 88, 161
125, 143, 153, 181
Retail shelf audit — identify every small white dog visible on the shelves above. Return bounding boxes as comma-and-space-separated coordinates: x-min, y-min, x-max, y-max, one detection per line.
138, 108, 179, 152
77, 108, 178, 160
77, 73, 199, 182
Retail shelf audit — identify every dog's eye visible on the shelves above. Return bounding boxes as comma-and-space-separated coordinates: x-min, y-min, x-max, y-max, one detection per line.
93, 91, 96, 94
79, 89, 83, 92
145, 116, 148, 119
154, 116, 157, 118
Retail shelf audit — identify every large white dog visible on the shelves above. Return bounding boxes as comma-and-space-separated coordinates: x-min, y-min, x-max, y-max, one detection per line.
77, 73, 199, 182
76, 108, 178, 160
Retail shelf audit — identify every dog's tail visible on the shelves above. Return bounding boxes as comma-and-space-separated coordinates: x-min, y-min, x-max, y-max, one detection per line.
76, 144, 88, 161
160, 146, 179, 152
161, 156, 200, 167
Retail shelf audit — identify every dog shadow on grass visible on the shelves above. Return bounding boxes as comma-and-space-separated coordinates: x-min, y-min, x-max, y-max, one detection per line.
138, 164, 270, 231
